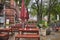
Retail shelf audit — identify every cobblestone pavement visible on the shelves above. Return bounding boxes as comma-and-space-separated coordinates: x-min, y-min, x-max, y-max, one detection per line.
8, 31, 60, 40
40, 31, 60, 40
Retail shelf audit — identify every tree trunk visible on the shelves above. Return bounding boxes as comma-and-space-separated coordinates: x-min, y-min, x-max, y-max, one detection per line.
40, 0, 42, 21
36, 0, 42, 22
36, 0, 40, 22
47, 0, 51, 23
48, 12, 50, 23
55, 14, 57, 20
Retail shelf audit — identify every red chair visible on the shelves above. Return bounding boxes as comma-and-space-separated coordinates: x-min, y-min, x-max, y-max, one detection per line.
0, 33, 9, 40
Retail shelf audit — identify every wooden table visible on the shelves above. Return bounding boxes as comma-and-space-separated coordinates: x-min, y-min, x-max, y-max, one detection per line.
0, 28, 12, 36
15, 28, 40, 40
19, 28, 39, 34
0, 28, 11, 32
0, 28, 14, 39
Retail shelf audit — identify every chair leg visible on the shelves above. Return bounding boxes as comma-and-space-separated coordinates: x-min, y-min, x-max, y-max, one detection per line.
38, 37, 40, 40
15, 38, 20, 40
15, 37, 17, 40
7, 38, 9, 40
18, 38, 20, 40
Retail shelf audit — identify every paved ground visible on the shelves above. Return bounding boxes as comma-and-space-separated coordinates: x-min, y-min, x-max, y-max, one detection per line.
40, 31, 60, 40
8, 31, 60, 40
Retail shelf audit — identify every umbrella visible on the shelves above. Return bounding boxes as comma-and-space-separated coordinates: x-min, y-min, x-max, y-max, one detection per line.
20, 0, 29, 27
20, 0, 29, 21
24, 8, 29, 21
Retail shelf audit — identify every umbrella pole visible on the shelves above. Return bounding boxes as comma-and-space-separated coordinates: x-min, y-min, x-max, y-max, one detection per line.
24, 19, 28, 28
22, 20, 25, 28
22, 22, 24, 28
26, 19, 28, 27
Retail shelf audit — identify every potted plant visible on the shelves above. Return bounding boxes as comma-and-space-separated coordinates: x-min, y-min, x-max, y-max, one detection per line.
37, 20, 51, 36
37, 20, 45, 28
43, 21, 51, 35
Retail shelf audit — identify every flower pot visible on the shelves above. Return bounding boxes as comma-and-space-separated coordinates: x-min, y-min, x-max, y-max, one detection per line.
41, 28, 46, 36
46, 28, 51, 35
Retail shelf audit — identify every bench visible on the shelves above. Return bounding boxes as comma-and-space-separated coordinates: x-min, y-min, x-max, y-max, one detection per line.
18, 28, 39, 34
0, 33, 9, 40
15, 34, 40, 40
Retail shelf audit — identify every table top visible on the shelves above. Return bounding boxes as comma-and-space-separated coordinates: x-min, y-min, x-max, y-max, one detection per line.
19, 28, 39, 32
0, 33, 8, 37
0, 28, 11, 30
0, 28, 11, 32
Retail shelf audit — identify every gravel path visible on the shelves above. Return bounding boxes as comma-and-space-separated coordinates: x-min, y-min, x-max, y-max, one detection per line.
40, 31, 60, 40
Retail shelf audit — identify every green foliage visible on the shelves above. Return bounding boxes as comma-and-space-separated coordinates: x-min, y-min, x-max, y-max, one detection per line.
53, 2, 60, 14
14, 0, 60, 21
30, 9, 37, 16
15, 0, 30, 7
37, 20, 44, 28
31, 3, 37, 10
15, 0, 21, 7
37, 20, 48, 28
30, 3, 38, 16
38, 20, 45, 24
25, 0, 30, 6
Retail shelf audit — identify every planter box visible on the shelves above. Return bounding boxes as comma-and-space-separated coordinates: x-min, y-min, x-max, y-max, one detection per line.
41, 28, 46, 36
40, 28, 51, 36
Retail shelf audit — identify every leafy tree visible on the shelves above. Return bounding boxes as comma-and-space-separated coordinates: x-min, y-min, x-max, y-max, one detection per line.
47, 0, 58, 23
53, 2, 60, 20
31, 0, 43, 22
31, 3, 37, 16
15, 0, 30, 7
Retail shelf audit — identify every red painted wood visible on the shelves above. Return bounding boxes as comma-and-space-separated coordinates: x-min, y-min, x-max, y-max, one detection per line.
16, 34, 40, 38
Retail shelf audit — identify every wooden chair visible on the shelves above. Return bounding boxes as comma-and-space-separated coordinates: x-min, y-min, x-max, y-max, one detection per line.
0, 33, 9, 40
